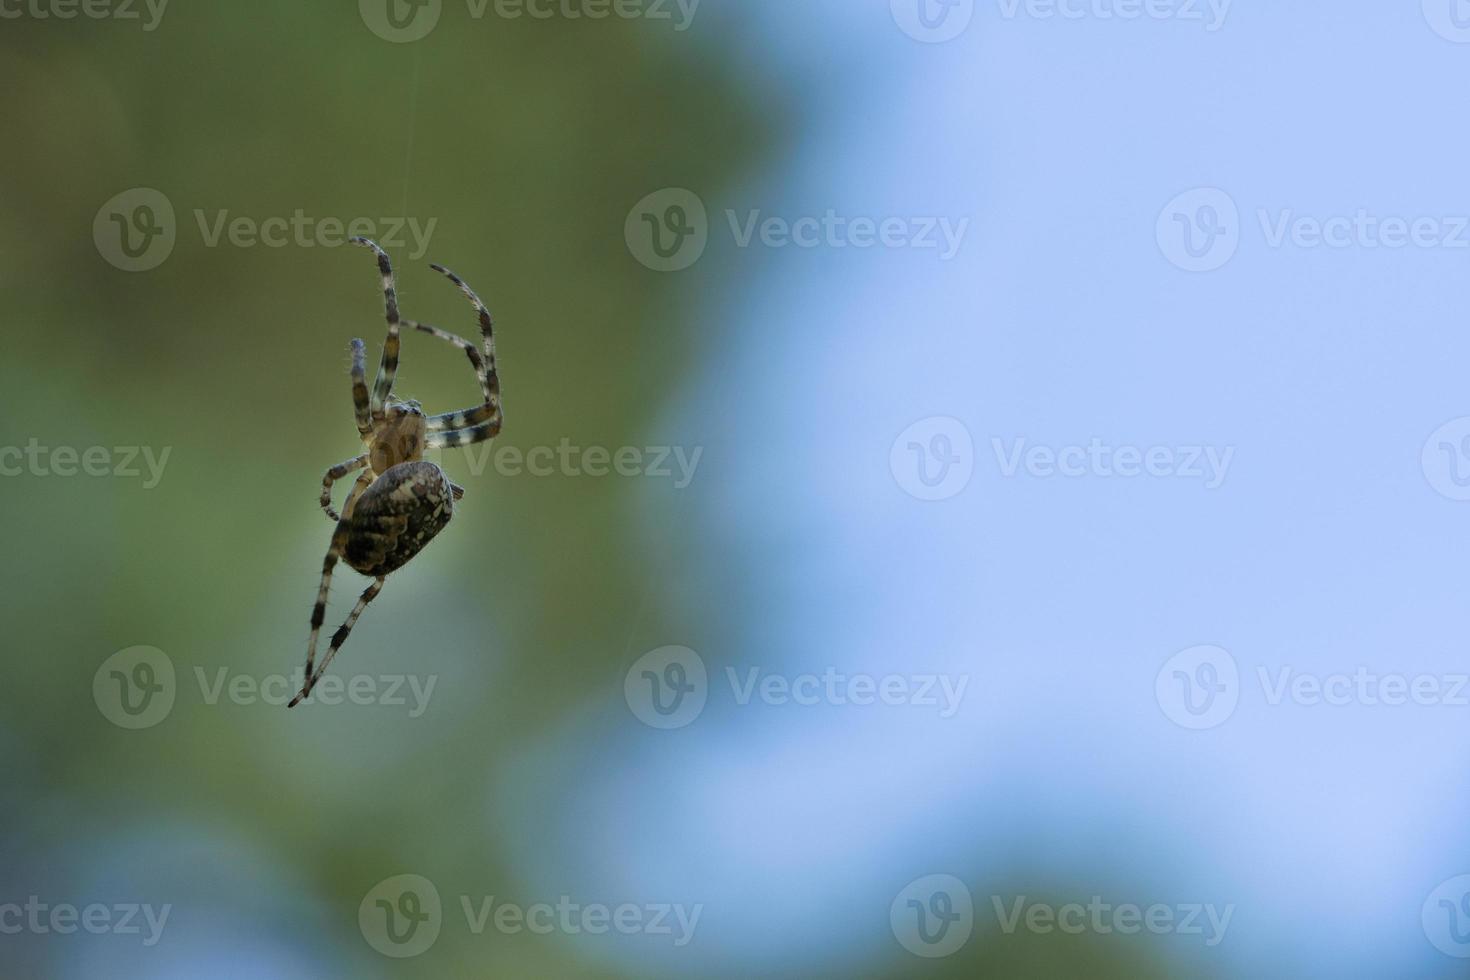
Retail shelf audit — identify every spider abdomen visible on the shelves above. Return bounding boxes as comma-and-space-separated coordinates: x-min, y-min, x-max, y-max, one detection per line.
343, 461, 455, 577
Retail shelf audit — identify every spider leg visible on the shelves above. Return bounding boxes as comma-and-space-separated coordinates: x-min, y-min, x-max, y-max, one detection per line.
295, 470, 372, 704
290, 576, 387, 707
403, 317, 503, 435
427, 418, 501, 449
350, 237, 402, 414
319, 453, 370, 522
430, 261, 498, 379
418, 262, 501, 435
349, 338, 371, 437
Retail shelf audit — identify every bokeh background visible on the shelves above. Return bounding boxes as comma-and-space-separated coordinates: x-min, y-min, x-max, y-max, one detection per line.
4, 1, 1470, 976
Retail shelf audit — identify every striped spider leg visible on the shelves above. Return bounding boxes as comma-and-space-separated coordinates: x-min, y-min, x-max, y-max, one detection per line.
290, 240, 504, 708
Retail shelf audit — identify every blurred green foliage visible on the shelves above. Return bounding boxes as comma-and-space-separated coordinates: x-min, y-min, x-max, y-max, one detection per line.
1, 4, 776, 975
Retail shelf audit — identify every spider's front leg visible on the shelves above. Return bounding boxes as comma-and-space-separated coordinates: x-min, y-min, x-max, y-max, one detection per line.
349, 237, 403, 413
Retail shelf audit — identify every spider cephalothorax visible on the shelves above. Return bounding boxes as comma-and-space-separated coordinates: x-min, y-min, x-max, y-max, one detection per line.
290, 237, 502, 708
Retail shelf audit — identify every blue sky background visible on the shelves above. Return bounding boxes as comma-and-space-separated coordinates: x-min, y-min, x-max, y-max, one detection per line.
505, 2, 1470, 976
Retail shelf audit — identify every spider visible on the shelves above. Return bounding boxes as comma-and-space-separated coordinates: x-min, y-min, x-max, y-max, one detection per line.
288, 236, 502, 708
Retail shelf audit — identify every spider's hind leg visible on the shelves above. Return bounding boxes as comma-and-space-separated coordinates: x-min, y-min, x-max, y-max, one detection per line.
293, 470, 372, 705
291, 576, 387, 707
